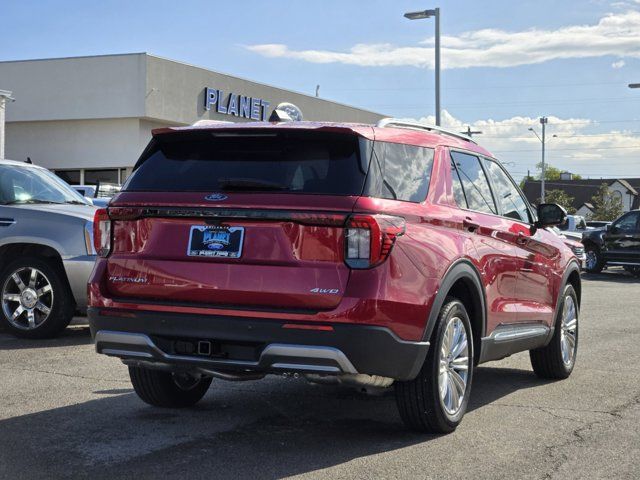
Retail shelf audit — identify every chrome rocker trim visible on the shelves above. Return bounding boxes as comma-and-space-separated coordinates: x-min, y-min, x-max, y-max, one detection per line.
479, 323, 551, 363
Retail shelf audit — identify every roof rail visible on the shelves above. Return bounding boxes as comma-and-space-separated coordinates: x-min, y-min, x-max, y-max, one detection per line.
376, 118, 477, 145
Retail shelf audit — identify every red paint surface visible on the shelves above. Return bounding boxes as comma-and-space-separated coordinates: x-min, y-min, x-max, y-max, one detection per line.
88, 123, 575, 341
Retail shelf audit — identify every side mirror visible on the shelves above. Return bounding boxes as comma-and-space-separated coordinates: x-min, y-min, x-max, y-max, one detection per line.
536, 203, 567, 228
605, 224, 611, 232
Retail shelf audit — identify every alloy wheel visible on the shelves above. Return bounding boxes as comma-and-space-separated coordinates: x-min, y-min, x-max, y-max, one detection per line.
585, 250, 598, 271
1, 267, 54, 330
560, 295, 578, 366
438, 316, 470, 416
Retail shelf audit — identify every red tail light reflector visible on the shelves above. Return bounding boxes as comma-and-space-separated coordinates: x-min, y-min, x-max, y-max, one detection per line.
107, 207, 144, 221
93, 209, 112, 257
345, 214, 405, 269
282, 323, 334, 331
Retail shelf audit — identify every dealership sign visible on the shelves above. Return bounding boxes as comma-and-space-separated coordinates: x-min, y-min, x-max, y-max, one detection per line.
204, 87, 270, 121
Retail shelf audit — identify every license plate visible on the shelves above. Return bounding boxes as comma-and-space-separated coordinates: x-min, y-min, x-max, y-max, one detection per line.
187, 225, 245, 258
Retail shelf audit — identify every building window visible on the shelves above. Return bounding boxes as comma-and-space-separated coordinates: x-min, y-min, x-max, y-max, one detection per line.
53, 168, 129, 185
84, 169, 119, 185
55, 170, 81, 185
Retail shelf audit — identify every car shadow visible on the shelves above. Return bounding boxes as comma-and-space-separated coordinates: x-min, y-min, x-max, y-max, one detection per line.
0, 364, 550, 478
581, 269, 639, 283
0, 325, 92, 350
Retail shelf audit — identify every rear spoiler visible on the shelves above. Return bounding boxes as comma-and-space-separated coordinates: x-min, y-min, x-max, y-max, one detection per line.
151, 121, 375, 139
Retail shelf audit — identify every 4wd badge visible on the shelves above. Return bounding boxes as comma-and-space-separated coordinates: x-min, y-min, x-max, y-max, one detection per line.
310, 288, 340, 294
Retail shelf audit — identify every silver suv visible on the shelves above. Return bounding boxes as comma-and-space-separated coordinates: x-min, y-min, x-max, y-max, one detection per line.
0, 159, 97, 338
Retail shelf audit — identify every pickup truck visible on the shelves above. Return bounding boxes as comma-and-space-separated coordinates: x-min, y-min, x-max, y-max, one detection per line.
582, 210, 640, 276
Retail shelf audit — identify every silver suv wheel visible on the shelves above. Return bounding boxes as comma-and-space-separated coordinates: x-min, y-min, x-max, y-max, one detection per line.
560, 294, 578, 367
1, 267, 54, 330
438, 316, 470, 416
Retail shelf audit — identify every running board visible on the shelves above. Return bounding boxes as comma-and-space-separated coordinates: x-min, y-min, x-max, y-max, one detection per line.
479, 324, 551, 363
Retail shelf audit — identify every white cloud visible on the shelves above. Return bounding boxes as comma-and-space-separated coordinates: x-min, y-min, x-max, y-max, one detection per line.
612, 59, 626, 68
611, 0, 640, 8
419, 110, 640, 178
247, 11, 640, 69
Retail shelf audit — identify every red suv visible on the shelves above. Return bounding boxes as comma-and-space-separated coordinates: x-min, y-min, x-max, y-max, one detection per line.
88, 119, 581, 433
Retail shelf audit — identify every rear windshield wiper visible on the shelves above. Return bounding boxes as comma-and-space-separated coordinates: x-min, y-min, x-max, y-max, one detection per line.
218, 179, 291, 191
65, 200, 89, 205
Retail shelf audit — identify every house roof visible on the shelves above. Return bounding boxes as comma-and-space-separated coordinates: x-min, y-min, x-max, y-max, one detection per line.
614, 179, 638, 196
522, 178, 640, 210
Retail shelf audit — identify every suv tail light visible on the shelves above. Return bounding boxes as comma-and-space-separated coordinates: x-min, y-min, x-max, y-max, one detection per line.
93, 209, 112, 257
345, 214, 406, 269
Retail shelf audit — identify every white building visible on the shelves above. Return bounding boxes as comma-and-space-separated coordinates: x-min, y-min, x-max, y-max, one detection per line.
0, 89, 14, 159
0, 53, 384, 185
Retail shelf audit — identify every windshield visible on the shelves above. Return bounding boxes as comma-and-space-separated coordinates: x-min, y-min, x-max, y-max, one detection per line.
124, 130, 367, 195
0, 165, 88, 205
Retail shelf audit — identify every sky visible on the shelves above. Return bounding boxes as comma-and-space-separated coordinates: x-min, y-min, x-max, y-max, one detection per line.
1, 0, 639, 180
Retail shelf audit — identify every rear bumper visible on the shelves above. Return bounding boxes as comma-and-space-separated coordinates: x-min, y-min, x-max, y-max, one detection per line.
88, 308, 429, 381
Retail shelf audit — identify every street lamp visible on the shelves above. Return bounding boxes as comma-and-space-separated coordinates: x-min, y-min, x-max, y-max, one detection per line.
629, 83, 640, 88
404, 8, 441, 126
528, 116, 549, 202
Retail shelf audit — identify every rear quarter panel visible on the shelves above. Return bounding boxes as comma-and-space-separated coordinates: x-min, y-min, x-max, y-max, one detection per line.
353, 146, 479, 339
0, 206, 87, 257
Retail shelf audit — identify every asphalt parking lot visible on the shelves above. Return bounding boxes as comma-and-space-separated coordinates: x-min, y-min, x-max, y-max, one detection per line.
1, 270, 639, 480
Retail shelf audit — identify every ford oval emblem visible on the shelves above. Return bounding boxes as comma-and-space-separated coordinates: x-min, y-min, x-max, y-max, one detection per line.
204, 193, 228, 202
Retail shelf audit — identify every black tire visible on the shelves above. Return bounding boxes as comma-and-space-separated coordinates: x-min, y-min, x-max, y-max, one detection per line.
395, 298, 474, 434
129, 366, 212, 408
530, 285, 579, 379
0, 256, 75, 339
584, 244, 605, 273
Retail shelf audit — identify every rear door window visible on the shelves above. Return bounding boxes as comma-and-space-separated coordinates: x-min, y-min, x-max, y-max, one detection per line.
450, 158, 467, 208
450, 151, 497, 215
125, 130, 367, 195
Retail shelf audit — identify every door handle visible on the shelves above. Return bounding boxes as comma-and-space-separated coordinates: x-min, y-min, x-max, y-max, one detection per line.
0, 218, 16, 227
463, 218, 479, 233
516, 232, 528, 245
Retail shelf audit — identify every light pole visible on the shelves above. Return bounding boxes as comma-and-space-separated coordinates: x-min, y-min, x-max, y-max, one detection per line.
529, 116, 549, 202
404, 8, 441, 126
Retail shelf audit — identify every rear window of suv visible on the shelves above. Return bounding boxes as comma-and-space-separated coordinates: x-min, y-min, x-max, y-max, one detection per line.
364, 141, 434, 203
124, 130, 367, 195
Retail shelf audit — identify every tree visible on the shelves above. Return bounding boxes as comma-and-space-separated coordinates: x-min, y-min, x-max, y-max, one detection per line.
588, 183, 624, 221
519, 174, 534, 190
542, 189, 576, 214
535, 162, 582, 181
